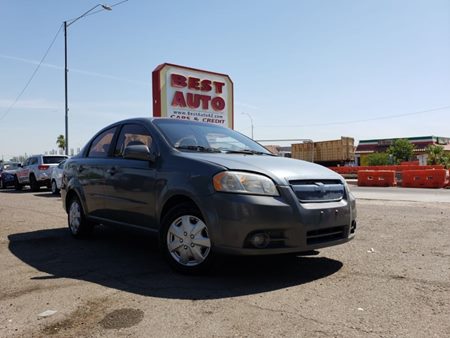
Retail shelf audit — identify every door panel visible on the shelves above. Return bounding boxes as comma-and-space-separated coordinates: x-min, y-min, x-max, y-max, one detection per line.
81, 126, 117, 218
104, 159, 156, 228
102, 123, 157, 229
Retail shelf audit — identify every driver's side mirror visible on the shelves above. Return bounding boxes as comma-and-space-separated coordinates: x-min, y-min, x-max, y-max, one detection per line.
123, 145, 156, 162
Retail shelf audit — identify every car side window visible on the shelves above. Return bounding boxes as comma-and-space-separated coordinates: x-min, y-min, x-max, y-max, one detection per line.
87, 127, 117, 158
114, 124, 153, 157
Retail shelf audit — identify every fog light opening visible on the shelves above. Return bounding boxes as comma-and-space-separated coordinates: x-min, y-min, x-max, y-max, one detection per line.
250, 232, 270, 249
350, 220, 357, 234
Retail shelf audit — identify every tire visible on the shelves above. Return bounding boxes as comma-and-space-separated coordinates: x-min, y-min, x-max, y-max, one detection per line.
30, 174, 39, 192
67, 195, 93, 238
160, 202, 215, 274
14, 176, 23, 191
0, 178, 4, 189
51, 180, 59, 195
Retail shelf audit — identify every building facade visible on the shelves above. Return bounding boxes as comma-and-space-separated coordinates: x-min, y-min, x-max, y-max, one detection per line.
355, 136, 450, 166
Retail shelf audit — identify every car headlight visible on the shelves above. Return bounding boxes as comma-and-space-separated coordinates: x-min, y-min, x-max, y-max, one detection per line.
213, 171, 279, 196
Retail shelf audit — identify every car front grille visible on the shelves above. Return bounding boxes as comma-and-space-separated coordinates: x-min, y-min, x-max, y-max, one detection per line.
307, 225, 347, 245
289, 180, 345, 203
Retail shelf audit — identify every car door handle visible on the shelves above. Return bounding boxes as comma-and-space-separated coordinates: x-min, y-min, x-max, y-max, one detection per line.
107, 167, 117, 175
78, 165, 85, 173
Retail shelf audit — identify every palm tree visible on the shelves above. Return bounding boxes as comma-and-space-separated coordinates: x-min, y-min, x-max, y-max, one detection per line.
426, 144, 445, 165
56, 134, 66, 152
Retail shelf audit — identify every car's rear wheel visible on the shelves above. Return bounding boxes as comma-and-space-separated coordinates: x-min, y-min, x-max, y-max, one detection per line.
29, 174, 39, 192
68, 195, 93, 238
51, 180, 59, 195
161, 203, 214, 274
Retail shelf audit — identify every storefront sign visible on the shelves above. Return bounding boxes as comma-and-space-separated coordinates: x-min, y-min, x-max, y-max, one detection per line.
152, 63, 233, 128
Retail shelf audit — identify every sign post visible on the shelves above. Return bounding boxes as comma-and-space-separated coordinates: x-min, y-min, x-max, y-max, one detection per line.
152, 63, 234, 128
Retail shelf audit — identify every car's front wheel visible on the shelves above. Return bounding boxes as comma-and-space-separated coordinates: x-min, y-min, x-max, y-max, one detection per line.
51, 180, 59, 195
14, 176, 23, 191
161, 203, 214, 274
68, 195, 93, 238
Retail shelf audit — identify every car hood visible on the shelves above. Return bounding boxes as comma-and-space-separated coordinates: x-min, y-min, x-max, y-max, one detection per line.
2, 169, 19, 174
180, 152, 343, 185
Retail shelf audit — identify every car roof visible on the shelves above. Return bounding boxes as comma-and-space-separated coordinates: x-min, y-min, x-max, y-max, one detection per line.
28, 154, 68, 157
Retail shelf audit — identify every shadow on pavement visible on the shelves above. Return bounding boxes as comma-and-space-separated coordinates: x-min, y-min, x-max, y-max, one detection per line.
0, 188, 31, 194
33, 192, 60, 198
8, 227, 343, 300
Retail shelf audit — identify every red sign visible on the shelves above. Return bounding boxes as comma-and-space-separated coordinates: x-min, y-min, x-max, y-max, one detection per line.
152, 63, 234, 128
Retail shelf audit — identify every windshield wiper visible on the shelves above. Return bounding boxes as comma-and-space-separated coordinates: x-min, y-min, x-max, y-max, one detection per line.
175, 145, 221, 153
224, 149, 273, 155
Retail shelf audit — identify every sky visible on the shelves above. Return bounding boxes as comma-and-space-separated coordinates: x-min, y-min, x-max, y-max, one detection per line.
0, 0, 449, 159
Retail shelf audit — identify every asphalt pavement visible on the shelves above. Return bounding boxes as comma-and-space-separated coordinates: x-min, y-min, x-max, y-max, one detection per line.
0, 188, 449, 337
349, 184, 450, 203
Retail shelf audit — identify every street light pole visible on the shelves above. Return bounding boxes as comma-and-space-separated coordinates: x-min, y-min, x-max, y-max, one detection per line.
64, 21, 68, 155
64, 4, 112, 156
242, 112, 254, 139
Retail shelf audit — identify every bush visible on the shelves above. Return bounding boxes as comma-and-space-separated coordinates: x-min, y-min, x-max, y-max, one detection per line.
367, 152, 390, 166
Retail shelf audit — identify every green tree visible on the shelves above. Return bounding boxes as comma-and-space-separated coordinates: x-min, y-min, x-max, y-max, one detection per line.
367, 152, 390, 166
387, 139, 414, 164
56, 134, 66, 152
427, 144, 449, 168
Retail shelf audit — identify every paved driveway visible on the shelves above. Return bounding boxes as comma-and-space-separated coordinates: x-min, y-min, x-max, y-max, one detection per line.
0, 189, 449, 337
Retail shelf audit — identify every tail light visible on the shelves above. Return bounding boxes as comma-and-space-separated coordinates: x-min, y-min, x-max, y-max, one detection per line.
38, 165, 49, 170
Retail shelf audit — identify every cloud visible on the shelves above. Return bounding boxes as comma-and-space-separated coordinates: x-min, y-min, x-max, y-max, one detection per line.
0, 54, 150, 86
0, 98, 61, 110
235, 101, 259, 110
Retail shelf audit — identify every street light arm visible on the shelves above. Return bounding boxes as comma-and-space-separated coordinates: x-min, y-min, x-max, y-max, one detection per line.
241, 112, 254, 139
67, 4, 111, 27
242, 112, 254, 124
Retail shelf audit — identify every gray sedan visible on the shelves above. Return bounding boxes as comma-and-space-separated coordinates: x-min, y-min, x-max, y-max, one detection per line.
61, 118, 356, 273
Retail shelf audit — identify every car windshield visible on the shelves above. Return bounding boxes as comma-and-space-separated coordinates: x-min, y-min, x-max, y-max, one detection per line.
43, 156, 67, 164
153, 119, 272, 155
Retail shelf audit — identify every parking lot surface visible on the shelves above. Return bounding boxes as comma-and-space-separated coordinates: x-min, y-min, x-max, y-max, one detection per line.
0, 188, 449, 337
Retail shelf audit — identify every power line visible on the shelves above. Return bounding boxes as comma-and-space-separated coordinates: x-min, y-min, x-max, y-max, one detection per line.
0, 0, 130, 124
258, 105, 450, 128
0, 24, 63, 122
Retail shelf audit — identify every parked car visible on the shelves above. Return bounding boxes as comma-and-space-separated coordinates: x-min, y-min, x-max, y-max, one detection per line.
16, 155, 68, 191
50, 160, 66, 194
61, 118, 357, 273
0, 162, 21, 189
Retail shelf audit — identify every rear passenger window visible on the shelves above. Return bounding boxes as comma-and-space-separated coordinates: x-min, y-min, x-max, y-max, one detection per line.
88, 127, 116, 158
43, 156, 67, 164
114, 124, 153, 157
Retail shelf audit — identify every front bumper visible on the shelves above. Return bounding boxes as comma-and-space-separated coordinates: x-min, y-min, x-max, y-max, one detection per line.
202, 185, 356, 255
1, 173, 16, 186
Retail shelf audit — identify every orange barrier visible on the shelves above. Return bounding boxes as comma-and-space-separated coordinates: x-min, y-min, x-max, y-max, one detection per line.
401, 169, 448, 188
400, 161, 420, 166
329, 165, 445, 175
357, 170, 396, 187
